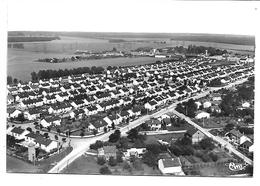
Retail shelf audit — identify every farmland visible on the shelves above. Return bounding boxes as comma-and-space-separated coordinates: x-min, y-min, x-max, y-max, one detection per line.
7, 34, 254, 82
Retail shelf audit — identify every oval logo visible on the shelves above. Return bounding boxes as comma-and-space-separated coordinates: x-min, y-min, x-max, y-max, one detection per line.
226, 162, 248, 171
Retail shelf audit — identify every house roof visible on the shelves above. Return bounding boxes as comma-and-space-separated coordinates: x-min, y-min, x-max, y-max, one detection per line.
103, 146, 117, 154
161, 158, 181, 168
229, 129, 243, 138
11, 127, 24, 135
240, 140, 253, 147
35, 136, 53, 146
91, 120, 107, 128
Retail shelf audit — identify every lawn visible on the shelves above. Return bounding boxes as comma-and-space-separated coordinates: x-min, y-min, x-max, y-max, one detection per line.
144, 133, 185, 144
36, 146, 73, 173
7, 155, 43, 173
194, 117, 248, 129
63, 154, 161, 176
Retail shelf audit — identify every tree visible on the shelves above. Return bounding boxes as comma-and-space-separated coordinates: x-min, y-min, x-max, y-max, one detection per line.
199, 138, 215, 151
13, 78, 18, 84
109, 130, 121, 143
117, 137, 129, 149
108, 157, 117, 166
17, 113, 25, 122
7, 76, 13, 85
31, 72, 38, 81
54, 135, 58, 140
26, 127, 32, 132
80, 131, 85, 138
142, 151, 157, 168
111, 122, 115, 130
116, 153, 123, 163
90, 140, 104, 150
127, 128, 139, 142
224, 123, 235, 132
99, 166, 112, 174
97, 157, 106, 165
92, 129, 98, 136
123, 162, 132, 172
43, 133, 49, 139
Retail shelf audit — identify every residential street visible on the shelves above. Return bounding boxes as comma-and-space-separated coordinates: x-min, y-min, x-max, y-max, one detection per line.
48, 77, 250, 173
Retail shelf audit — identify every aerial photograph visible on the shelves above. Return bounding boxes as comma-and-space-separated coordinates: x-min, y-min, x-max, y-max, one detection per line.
5, 0, 256, 178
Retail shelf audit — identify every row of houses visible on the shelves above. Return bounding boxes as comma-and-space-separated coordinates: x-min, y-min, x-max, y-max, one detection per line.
7, 126, 58, 152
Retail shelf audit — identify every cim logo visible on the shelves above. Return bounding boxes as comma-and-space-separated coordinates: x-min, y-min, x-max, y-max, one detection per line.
226, 162, 248, 171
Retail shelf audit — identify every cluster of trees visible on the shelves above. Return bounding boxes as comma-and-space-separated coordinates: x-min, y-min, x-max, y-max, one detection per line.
173, 45, 228, 56
108, 130, 121, 143
7, 76, 20, 85
8, 36, 60, 42
31, 66, 105, 80
176, 99, 197, 118
142, 144, 168, 168
187, 45, 228, 56
208, 78, 222, 87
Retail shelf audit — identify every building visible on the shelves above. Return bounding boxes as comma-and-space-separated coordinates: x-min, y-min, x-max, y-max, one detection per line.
158, 158, 184, 175
186, 128, 205, 144
195, 111, 210, 119
98, 146, 117, 160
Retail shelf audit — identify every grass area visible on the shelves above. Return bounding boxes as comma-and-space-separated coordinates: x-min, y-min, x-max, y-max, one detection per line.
7, 155, 42, 173
7, 146, 73, 173
145, 133, 185, 144
63, 154, 161, 176
194, 117, 248, 129
36, 147, 73, 173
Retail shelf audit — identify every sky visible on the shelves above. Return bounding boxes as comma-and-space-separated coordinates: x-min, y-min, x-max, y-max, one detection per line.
7, 0, 259, 36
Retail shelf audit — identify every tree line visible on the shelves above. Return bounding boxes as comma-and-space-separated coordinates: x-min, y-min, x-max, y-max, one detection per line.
174, 45, 228, 56
31, 66, 105, 81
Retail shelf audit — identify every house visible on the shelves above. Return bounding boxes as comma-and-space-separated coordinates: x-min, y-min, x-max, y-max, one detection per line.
239, 140, 253, 153
242, 102, 250, 108
186, 128, 205, 144
210, 105, 221, 113
34, 136, 58, 152
40, 116, 61, 128
84, 105, 98, 116
89, 120, 108, 133
7, 108, 22, 118
158, 158, 184, 175
203, 101, 212, 108
69, 109, 85, 119
145, 118, 161, 130
24, 108, 42, 120
144, 100, 158, 111
98, 146, 117, 160
10, 127, 29, 140
7, 94, 14, 105
123, 148, 146, 159
211, 93, 222, 101
132, 106, 142, 116
226, 129, 244, 145
195, 111, 210, 119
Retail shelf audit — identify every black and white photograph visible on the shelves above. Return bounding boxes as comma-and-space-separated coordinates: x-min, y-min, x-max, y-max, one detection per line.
1, 0, 259, 182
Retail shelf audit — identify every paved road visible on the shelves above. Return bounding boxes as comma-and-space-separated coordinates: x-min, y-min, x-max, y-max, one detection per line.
48, 77, 250, 173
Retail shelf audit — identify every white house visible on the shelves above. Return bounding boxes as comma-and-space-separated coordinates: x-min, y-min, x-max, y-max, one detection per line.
158, 158, 184, 175
195, 111, 210, 119
124, 148, 146, 159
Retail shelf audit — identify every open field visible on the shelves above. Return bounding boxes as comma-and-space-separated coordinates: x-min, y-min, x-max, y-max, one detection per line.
145, 132, 186, 144
7, 35, 254, 82
7, 49, 157, 81
6, 155, 42, 173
